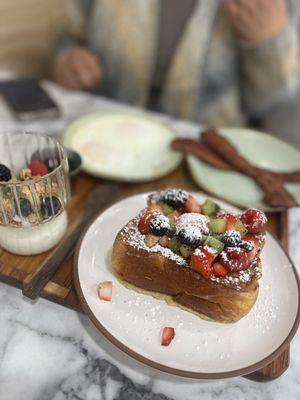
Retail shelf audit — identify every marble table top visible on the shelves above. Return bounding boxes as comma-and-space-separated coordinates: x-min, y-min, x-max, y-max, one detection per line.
0, 82, 299, 400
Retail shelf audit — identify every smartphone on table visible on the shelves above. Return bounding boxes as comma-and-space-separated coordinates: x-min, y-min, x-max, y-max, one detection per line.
0, 78, 59, 121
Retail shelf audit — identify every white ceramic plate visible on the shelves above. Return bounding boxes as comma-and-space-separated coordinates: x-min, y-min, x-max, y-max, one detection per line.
187, 128, 300, 211
63, 111, 182, 182
74, 193, 300, 378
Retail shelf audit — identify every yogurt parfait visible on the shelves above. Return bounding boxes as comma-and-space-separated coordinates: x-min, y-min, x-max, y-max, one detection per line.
0, 132, 70, 255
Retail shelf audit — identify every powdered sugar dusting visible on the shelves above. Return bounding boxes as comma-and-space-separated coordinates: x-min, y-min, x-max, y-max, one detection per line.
176, 213, 209, 235
121, 217, 187, 266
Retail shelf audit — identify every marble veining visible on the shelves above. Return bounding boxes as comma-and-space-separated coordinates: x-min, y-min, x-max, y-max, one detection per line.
0, 81, 299, 400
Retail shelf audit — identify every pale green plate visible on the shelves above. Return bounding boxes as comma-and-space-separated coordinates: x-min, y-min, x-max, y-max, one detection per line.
187, 127, 300, 211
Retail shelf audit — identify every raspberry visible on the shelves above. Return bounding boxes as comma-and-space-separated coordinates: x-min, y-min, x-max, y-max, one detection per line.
0, 164, 12, 182
240, 209, 267, 234
220, 247, 249, 272
28, 160, 48, 176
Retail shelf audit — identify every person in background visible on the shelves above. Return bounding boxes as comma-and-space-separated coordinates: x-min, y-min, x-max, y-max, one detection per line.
0, 0, 81, 78
53, 0, 300, 141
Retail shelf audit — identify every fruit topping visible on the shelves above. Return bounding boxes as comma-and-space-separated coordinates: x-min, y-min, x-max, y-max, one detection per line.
158, 201, 174, 215
219, 247, 249, 272
161, 327, 175, 346
177, 226, 202, 246
179, 244, 193, 259
167, 237, 181, 252
97, 281, 112, 301
209, 217, 226, 234
145, 234, 160, 248
190, 247, 216, 278
159, 188, 188, 209
240, 209, 267, 234
213, 262, 228, 277
201, 198, 220, 216
28, 160, 48, 176
0, 164, 12, 182
41, 196, 62, 218
225, 214, 237, 231
243, 235, 260, 261
159, 235, 169, 247
233, 219, 248, 236
149, 214, 171, 236
176, 213, 209, 235
17, 197, 32, 217
167, 210, 180, 229
221, 230, 242, 247
241, 240, 254, 253
138, 206, 160, 234
183, 194, 201, 213
203, 236, 224, 254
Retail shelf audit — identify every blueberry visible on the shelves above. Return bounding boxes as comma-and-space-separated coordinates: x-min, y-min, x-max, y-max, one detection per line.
18, 198, 32, 217
177, 226, 202, 246
41, 196, 62, 218
0, 164, 12, 182
149, 214, 171, 236
159, 189, 188, 209
222, 230, 242, 247
242, 240, 254, 253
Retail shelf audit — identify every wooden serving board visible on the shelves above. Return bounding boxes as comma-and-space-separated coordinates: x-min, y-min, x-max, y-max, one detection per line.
0, 164, 291, 381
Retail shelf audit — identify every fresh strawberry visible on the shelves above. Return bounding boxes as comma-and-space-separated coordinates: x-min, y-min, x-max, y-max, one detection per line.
190, 247, 215, 278
243, 234, 260, 262
220, 248, 249, 272
159, 235, 169, 247
240, 209, 267, 234
138, 206, 161, 234
28, 160, 48, 176
183, 195, 201, 213
97, 281, 112, 301
225, 214, 237, 231
161, 327, 175, 346
213, 262, 228, 277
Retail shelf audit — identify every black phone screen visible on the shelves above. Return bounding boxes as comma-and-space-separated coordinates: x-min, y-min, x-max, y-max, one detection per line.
0, 78, 59, 120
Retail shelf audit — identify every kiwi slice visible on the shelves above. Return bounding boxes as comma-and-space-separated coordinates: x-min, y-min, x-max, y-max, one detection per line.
167, 214, 176, 230
168, 237, 181, 253
159, 201, 174, 215
233, 219, 248, 236
204, 236, 224, 254
180, 244, 193, 259
209, 218, 226, 234
201, 198, 220, 216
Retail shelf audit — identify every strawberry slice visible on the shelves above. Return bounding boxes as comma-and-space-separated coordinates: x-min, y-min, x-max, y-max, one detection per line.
225, 214, 237, 231
159, 235, 169, 247
244, 235, 260, 262
183, 195, 201, 213
240, 209, 267, 234
190, 247, 215, 278
97, 281, 112, 301
138, 206, 161, 234
161, 327, 175, 346
213, 262, 228, 277
171, 209, 180, 220
220, 248, 249, 272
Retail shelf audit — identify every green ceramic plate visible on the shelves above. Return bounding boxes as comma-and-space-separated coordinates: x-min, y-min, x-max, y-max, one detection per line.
187, 127, 300, 211
63, 111, 182, 182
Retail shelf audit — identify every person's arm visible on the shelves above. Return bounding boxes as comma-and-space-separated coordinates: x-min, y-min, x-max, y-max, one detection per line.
53, 0, 102, 90
225, 0, 300, 118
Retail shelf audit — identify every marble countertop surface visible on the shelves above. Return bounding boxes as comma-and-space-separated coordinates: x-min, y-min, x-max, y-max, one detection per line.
0, 82, 299, 400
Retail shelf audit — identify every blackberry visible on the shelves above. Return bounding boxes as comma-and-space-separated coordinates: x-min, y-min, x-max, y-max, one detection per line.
0, 164, 12, 182
41, 196, 62, 218
221, 230, 242, 247
159, 189, 188, 209
177, 226, 202, 247
242, 240, 254, 253
149, 214, 171, 236
17, 198, 32, 217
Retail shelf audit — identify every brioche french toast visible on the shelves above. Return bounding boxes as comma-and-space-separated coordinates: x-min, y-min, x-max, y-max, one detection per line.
112, 189, 267, 323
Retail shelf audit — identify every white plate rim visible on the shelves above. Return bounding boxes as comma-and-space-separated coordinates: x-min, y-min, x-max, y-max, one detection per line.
74, 193, 300, 379
62, 110, 183, 182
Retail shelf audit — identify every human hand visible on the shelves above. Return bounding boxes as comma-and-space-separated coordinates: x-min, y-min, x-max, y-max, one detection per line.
54, 47, 102, 90
224, 0, 288, 44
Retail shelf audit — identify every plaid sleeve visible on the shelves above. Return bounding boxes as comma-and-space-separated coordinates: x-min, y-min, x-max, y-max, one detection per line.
239, 22, 300, 117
